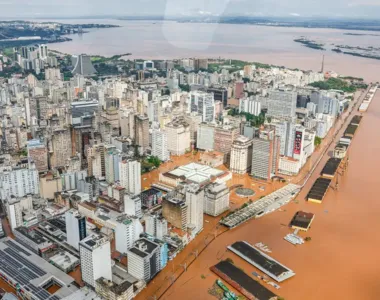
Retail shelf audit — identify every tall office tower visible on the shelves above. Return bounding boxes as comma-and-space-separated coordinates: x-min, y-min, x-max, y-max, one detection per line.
214, 125, 240, 164
165, 118, 191, 156
87, 144, 105, 177
119, 160, 141, 196
127, 238, 161, 281
188, 91, 215, 123
134, 115, 149, 152
207, 86, 228, 107
310, 90, 338, 114
79, 235, 112, 287
267, 89, 297, 119
203, 182, 230, 217
50, 129, 72, 169
185, 184, 204, 235
239, 97, 262, 116
65, 209, 87, 250
39, 44, 48, 59
27, 139, 48, 172
152, 129, 169, 162
196, 123, 215, 151
71, 54, 97, 76
120, 108, 135, 138
5, 198, 23, 231
162, 193, 188, 231
230, 135, 253, 174
234, 81, 245, 99
0, 163, 39, 199
194, 58, 208, 71
29, 96, 48, 121
148, 100, 159, 123
104, 145, 118, 183
272, 121, 297, 157
145, 213, 168, 240
115, 215, 144, 254
251, 126, 280, 181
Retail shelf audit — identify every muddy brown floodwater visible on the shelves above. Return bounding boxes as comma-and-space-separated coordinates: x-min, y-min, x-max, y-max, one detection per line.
158, 90, 380, 300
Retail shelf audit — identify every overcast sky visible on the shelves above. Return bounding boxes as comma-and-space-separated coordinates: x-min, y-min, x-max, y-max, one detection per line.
0, 0, 379, 18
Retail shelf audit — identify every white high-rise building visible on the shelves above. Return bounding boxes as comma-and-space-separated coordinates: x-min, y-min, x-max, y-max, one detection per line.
230, 135, 253, 174
65, 209, 87, 250
239, 97, 262, 116
267, 89, 297, 119
197, 123, 215, 151
145, 214, 168, 240
204, 183, 230, 216
39, 44, 48, 59
124, 194, 142, 218
0, 163, 39, 199
185, 184, 204, 235
79, 235, 112, 287
115, 215, 143, 254
188, 91, 215, 123
152, 129, 169, 161
119, 160, 141, 196
127, 238, 161, 281
5, 198, 23, 231
165, 118, 191, 156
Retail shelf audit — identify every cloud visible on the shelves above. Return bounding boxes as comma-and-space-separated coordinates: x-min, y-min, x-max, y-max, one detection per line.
290, 12, 301, 16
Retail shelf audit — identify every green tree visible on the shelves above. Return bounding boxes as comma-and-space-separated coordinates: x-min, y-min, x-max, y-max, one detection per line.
314, 136, 322, 147
147, 156, 162, 168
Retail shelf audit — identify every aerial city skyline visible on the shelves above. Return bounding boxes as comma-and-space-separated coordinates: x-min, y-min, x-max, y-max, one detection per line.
0, 15, 379, 300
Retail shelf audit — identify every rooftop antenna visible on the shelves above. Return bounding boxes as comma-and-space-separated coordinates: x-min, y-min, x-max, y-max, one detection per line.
321, 55, 325, 73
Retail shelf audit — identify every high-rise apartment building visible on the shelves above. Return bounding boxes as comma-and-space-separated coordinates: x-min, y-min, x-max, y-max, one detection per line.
39, 44, 48, 59
134, 115, 149, 152
251, 127, 280, 181
185, 184, 204, 235
27, 139, 48, 172
87, 143, 105, 178
162, 193, 188, 231
234, 81, 245, 99
214, 125, 240, 164
119, 160, 141, 196
189, 91, 215, 123
0, 163, 39, 199
151, 129, 169, 162
267, 89, 297, 119
65, 209, 87, 250
79, 235, 112, 287
194, 58, 208, 71
5, 198, 23, 231
115, 215, 144, 254
203, 183, 230, 216
239, 97, 262, 116
196, 123, 215, 151
127, 238, 161, 282
50, 129, 72, 169
145, 213, 168, 240
230, 135, 253, 174
165, 118, 191, 156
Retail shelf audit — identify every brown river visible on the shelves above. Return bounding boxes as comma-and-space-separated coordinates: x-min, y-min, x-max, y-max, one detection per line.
44, 19, 380, 82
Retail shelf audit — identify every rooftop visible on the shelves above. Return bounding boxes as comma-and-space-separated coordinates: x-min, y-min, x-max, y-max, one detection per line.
0, 238, 78, 299
290, 211, 315, 230
228, 241, 295, 282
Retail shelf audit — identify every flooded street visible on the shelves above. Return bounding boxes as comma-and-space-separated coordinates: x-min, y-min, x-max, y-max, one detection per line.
156, 90, 380, 300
